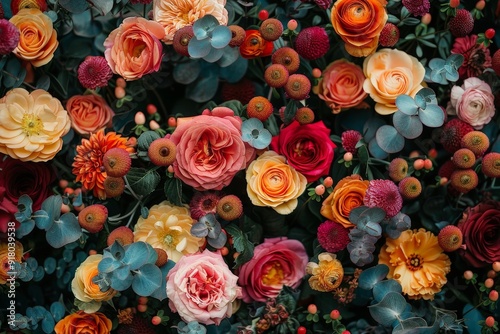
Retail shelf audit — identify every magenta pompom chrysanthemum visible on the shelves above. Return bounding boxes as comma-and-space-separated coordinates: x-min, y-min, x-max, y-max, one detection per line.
402, 0, 430, 17
364, 179, 403, 218
341, 130, 362, 154
317, 220, 350, 253
0, 19, 20, 55
77, 56, 113, 90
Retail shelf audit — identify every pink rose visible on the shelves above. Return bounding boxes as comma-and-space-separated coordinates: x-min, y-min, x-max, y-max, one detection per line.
238, 237, 308, 303
449, 77, 495, 130
104, 17, 165, 81
270, 121, 336, 182
166, 249, 242, 325
66, 94, 114, 136
318, 59, 367, 113
170, 108, 250, 190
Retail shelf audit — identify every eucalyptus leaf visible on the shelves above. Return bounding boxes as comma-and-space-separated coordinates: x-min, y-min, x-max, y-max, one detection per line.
188, 38, 212, 58
373, 279, 403, 302
132, 263, 162, 296
173, 61, 201, 85
418, 104, 445, 128
185, 68, 219, 102
358, 264, 389, 290
393, 112, 423, 139
192, 15, 220, 39
376, 125, 405, 154
149, 260, 176, 301
368, 292, 408, 327
59, 0, 88, 13
45, 213, 82, 249
122, 241, 151, 270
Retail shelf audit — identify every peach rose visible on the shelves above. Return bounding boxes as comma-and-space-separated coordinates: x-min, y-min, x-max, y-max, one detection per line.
246, 150, 307, 215
239, 30, 274, 59
54, 310, 112, 334
0, 240, 23, 285
104, 17, 165, 81
331, 0, 387, 57
449, 77, 495, 130
71, 255, 117, 312
318, 59, 368, 113
9, 8, 58, 67
363, 48, 425, 115
320, 175, 370, 228
66, 94, 114, 136
153, 0, 228, 44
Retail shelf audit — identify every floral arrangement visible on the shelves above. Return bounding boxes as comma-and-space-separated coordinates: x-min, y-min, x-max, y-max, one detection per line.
1, 0, 500, 333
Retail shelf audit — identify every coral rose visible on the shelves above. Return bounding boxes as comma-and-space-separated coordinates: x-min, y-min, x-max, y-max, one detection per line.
170, 110, 248, 191
331, 0, 387, 57
153, 0, 228, 44
71, 254, 117, 312
238, 237, 308, 302
448, 77, 495, 130
133, 201, 204, 263
166, 249, 242, 325
9, 8, 58, 67
0, 88, 71, 162
270, 120, 336, 182
363, 48, 425, 115
246, 150, 307, 215
104, 17, 165, 81
457, 201, 500, 268
239, 30, 274, 59
379, 228, 451, 300
66, 94, 114, 136
0, 241, 23, 285
54, 310, 112, 334
320, 175, 370, 228
318, 59, 368, 113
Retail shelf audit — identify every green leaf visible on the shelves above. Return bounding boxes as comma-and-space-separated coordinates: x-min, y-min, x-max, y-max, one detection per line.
137, 131, 161, 152
45, 213, 82, 248
225, 224, 254, 269
393, 112, 423, 139
164, 177, 183, 206
283, 100, 297, 126
91, 0, 113, 15
376, 125, 405, 154
373, 279, 402, 302
358, 264, 389, 290
132, 263, 162, 296
126, 167, 161, 196
59, 0, 88, 13
368, 292, 408, 327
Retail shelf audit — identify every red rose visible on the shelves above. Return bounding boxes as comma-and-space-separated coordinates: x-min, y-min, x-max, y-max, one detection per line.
0, 155, 56, 231
458, 201, 500, 268
270, 120, 336, 182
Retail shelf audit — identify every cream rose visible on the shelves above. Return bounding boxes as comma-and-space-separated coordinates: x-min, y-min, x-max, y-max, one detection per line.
363, 48, 425, 115
246, 150, 307, 215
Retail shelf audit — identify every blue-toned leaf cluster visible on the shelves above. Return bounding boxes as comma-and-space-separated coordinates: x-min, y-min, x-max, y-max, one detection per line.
349, 206, 386, 237
97, 241, 168, 299
382, 212, 411, 239
191, 213, 227, 249
9, 302, 65, 334
175, 320, 207, 334
346, 228, 379, 266
241, 118, 273, 149
188, 15, 239, 66
10, 257, 47, 283
425, 54, 464, 85
15, 195, 82, 248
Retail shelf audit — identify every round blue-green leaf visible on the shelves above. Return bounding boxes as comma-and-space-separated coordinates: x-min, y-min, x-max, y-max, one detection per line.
393, 111, 423, 139
149, 260, 176, 301
173, 60, 201, 85
44, 257, 56, 275
192, 15, 219, 39
98, 257, 121, 273
17, 194, 33, 218
368, 138, 389, 159
26, 257, 38, 271
210, 26, 232, 49
33, 210, 51, 231
50, 302, 65, 322
395, 95, 418, 115
376, 125, 405, 154
414, 93, 427, 110
45, 213, 82, 248
191, 221, 209, 238
463, 304, 484, 334
111, 273, 133, 291
203, 47, 224, 63
33, 266, 45, 282
132, 263, 162, 297
208, 230, 227, 249
368, 292, 408, 327
122, 242, 149, 270
114, 265, 132, 281
16, 220, 35, 239
358, 264, 390, 290
62, 248, 73, 262
373, 279, 402, 302
363, 116, 386, 142
188, 38, 212, 58
42, 195, 63, 222
185, 68, 219, 102
217, 46, 240, 67
419, 104, 445, 128
219, 56, 248, 83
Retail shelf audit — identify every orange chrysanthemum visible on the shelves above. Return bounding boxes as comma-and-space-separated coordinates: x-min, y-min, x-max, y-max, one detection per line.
72, 130, 135, 200
378, 228, 451, 300
306, 252, 344, 292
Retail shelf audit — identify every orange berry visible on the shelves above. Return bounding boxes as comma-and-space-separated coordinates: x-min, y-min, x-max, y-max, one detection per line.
64, 187, 74, 195
421, 13, 431, 25
450, 169, 479, 193
485, 316, 495, 327
284, 74, 311, 100
59, 179, 69, 189
428, 148, 438, 159
134, 111, 146, 125
449, 0, 460, 8
146, 104, 157, 115
489, 290, 499, 301
115, 86, 126, 99
137, 304, 147, 313
330, 309, 340, 320
323, 177, 333, 188
138, 296, 148, 305
78, 204, 108, 233
116, 78, 126, 88
438, 225, 463, 252
151, 316, 162, 326
315, 184, 325, 196
246, 96, 274, 121
493, 261, 500, 272
464, 270, 474, 280
488, 270, 497, 278
409, 150, 420, 158
61, 203, 71, 214
168, 117, 177, 127
312, 68, 322, 78
103, 148, 132, 177
220, 247, 229, 256
485, 278, 494, 288
148, 138, 177, 166
89, 249, 97, 255
307, 304, 317, 314
154, 248, 168, 267
295, 107, 315, 125
452, 148, 476, 169
149, 120, 160, 130
423, 159, 433, 170
107, 226, 135, 247
287, 19, 298, 31
344, 152, 353, 162
476, 0, 486, 10
413, 159, 424, 170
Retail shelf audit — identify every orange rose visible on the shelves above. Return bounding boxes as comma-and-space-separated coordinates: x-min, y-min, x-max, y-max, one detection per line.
66, 94, 114, 136
331, 0, 387, 57
246, 151, 307, 215
71, 255, 116, 312
9, 8, 58, 67
54, 310, 112, 334
318, 59, 368, 113
239, 30, 274, 59
363, 48, 425, 115
320, 175, 369, 228
0, 240, 23, 285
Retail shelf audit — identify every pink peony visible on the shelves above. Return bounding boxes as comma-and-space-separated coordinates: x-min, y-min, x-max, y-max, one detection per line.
238, 237, 308, 303
166, 249, 242, 325
171, 108, 252, 191
449, 77, 495, 130
104, 17, 165, 81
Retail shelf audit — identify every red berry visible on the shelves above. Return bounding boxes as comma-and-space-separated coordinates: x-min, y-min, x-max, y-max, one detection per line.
258, 9, 269, 20
485, 316, 495, 327
137, 304, 148, 313
413, 159, 425, 170
485, 278, 494, 288
297, 326, 307, 334
423, 159, 433, 170
151, 316, 162, 326
476, 0, 486, 10
428, 148, 438, 159
330, 309, 340, 320
449, 0, 460, 8
146, 104, 157, 115
489, 290, 499, 302
220, 246, 229, 256
485, 28, 496, 40
138, 296, 148, 305
307, 304, 317, 314
323, 176, 333, 188
168, 117, 177, 127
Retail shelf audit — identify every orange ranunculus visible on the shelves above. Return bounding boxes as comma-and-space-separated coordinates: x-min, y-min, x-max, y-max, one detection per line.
66, 94, 114, 136
9, 8, 58, 67
71, 255, 117, 312
379, 229, 451, 300
246, 151, 307, 215
320, 175, 369, 228
54, 310, 112, 334
306, 252, 344, 292
318, 59, 368, 113
0, 240, 23, 285
239, 30, 274, 59
363, 48, 425, 115
331, 0, 387, 57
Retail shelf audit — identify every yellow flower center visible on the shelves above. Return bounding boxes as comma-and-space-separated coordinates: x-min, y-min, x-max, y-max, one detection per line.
132, 44, 146, 58
261, 261, 284, 286
406, 253, 424, 271
161, 230, 180, 247
22, 113, 43, 136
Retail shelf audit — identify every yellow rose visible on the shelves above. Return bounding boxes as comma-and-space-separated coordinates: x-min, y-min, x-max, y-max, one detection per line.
363, 48, 425, 115
0, 240, 23, 285
10, 8, 58, 67
320, 175, 370, 228
246, 151, 307, 215
0, 88, 71, 162
71, 255, 117, 310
